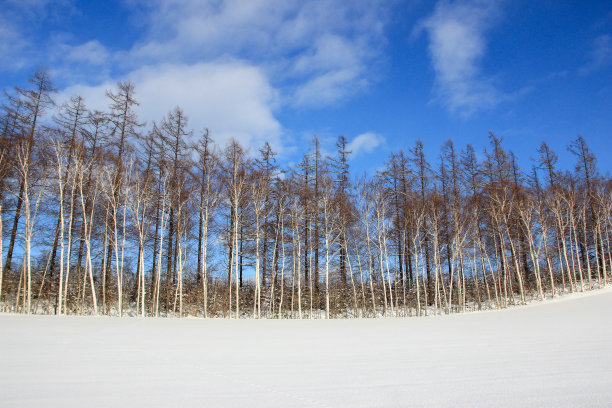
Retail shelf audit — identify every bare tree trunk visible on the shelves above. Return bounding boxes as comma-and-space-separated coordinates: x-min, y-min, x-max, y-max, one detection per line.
54, 145, 66, 315
278, 212, 286, 319
0, 204, 3, 306
154, 191, 168, 318
201, 212, 210, 317
233, 201, 240, 318
76, 161, 98, 314
344, 234, 359, 317
353, 237, 367, 317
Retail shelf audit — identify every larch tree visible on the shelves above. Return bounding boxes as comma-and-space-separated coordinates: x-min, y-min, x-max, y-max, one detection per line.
102, 81, 141, 313
47, 95, 88, 312
156, 107, 191, 314
223, 139, 248, 318
4, 69, 56, 277
195, 129, 220, 318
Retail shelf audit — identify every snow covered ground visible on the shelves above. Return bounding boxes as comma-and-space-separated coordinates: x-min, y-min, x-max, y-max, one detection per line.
1, 288, 611, 408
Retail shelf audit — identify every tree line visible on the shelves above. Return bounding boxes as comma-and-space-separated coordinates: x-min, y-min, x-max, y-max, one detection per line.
0, 69, 610, 318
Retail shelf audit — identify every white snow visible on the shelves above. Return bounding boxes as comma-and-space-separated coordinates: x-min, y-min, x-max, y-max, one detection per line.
1, 288, 611, 408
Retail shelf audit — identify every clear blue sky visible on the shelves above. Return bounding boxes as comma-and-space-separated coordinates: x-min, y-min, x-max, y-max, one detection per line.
1, 0, 611, 177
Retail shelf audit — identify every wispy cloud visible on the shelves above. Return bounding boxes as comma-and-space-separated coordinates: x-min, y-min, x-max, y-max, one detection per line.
347, 132, 385, 158
579, 34, 612, 75
64, 40, 110, 66
416, 0, 503, 117
0, 1, 42, 71
0, 0, 75, 71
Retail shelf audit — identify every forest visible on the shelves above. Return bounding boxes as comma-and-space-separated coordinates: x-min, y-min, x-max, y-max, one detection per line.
0, 68, 610, 319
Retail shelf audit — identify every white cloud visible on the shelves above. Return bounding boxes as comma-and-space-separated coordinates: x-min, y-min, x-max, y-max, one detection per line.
293, 35, 361, 76
59, 61, 282, 153
416, 0, 503, 116
126, 0, 390, 108
291, 34, 368, 107
579, 34, 612, 75
347, 132, 385, 158
64, 40, 110, 66
293, 68, 366, 108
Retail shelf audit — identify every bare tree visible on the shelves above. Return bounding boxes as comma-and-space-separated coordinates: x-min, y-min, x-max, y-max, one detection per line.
223, 139, 248, 318
195, 130, 219, 318
101, 82, 141, 312
14, 140, 48, 313
46, 96, 88, 311
320, 171, 341, 319
4, 69, 56, 277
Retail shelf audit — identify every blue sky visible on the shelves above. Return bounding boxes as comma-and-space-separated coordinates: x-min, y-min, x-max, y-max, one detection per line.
1, 0, 611, 178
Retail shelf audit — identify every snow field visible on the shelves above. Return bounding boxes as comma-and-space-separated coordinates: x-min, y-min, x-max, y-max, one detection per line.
1, 287, 611, 407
